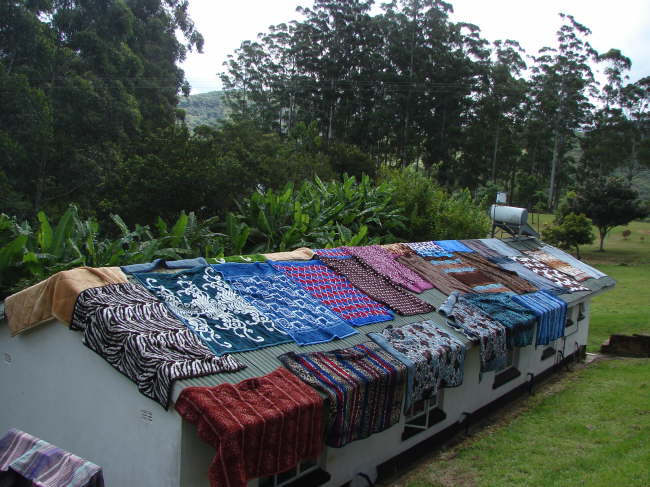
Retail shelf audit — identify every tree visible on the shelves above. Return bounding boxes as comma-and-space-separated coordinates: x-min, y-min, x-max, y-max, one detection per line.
541, 212, 594, 259
570, 177, 648, 251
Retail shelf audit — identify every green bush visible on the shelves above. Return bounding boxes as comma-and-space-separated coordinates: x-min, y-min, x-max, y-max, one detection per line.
541, 212, 594, 259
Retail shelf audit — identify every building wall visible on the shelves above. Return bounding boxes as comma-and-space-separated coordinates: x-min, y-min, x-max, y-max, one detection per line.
0, 319, 184, 487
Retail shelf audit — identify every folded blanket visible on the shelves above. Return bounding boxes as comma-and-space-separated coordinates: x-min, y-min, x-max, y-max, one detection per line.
345, 245, 433, 293
439, 292, 508, 372
512, 256, 589, 293
262, 247, 314, 261
214, 262, 357, 345
369, 321, 466, 410
512, 291, 568, 346
279, 342, 407, 448
175, 368, 324, 487
319, 256, 435, 315
462, 293, 537, 347
0, 428, 104, 487
71, 283, 245, 408
270, 260, 393, 326
405, 241, 454, 258
4, 266, 127, 336
133, 265, 291, 355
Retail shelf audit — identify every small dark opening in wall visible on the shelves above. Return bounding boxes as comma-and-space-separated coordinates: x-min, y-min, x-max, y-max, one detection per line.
492, 367, 521, 389
401, 408, 447, 441
541, 346, 556, 360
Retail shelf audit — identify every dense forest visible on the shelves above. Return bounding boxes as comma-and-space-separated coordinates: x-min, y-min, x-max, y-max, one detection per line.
1, 0, 649, 294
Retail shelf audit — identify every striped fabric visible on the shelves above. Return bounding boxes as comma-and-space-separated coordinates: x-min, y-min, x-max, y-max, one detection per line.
369, 321, 466, 410
175, 368, 324, 487
439, 292, 508, 372
462, 293, 537, 347
71, 283, 245, 408
458, 252, 538, 294
0, 429, 104, 487
396, 253, 474, 296
405, 241, 454, 258
270, 260, 393, 326
319, 256, 435, 315
279, 342, 407, 448
345, 245, 433, 293
512, 291, 568, 346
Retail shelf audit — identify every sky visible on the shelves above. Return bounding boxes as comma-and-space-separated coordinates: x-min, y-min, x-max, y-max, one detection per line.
180, 0, 650, 95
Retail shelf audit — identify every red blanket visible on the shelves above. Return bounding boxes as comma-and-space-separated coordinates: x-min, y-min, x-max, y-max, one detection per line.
175, 367, 324, 487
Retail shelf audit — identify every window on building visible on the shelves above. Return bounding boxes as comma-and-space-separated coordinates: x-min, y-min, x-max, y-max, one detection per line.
492, 348, 521, 389
258, 457, 330, 487
402, 393, 447, 441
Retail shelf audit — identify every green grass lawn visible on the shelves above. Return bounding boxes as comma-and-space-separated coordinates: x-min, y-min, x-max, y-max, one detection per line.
402, 359, 650, 487
393, 217, 650, 487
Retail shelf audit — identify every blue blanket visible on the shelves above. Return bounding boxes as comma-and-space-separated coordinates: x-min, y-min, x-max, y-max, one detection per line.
214, 262, 358, 345
132, 265, 291, 355
512, 291, 568, 346
434, 240, 474, 253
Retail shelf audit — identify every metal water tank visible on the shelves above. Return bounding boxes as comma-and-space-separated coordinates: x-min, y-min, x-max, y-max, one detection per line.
490, 205, 528, 226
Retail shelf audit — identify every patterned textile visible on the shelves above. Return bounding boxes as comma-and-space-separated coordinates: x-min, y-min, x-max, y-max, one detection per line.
206, 254, 266, 264
462, 293, 537, 347
396, 253, 473, 296
133, 265, 291, 355
512, 291, 568, 346
279, 342, 407, 448
270, 260, 393, 326
434, 240, 474, 253
479, 238, 523, 257
460, 239, 504, 258
450, 270, 512, 293
345, 245, 433, 293
489, 256, 565, 294
539, 244, 606, 279
175, 368, 324, 487
439, 292, 508, 372
262, 247, 315, 261
0, 429, 104, 487
382, 243, 416, 256
71, 283, 244, 408
524, 249, 591, 281
312, 247, 351, 258
320, 256, 435, 315
405, 241, 454, 258
512, 256, 589, 292
369, 321, 466, 410
458, 252, 538, 294
121, 257, 208, 274
214, 262, 357, 345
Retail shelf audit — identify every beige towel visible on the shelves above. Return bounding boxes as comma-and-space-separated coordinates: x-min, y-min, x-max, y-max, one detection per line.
4, 267, 127, 336
262, 247, 314, 261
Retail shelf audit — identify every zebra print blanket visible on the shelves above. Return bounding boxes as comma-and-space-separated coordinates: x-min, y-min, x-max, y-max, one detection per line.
71, 283, 245, 408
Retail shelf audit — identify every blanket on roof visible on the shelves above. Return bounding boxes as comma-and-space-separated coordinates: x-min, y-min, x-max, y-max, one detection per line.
460, 239, 504, 258
479, 239, 523, 257
461, 293, 537, 347
369, 321, 466, 410
71, 283, 244, 408
0, 428, 104, 487
512, 256, 590, 292
488, 256, 565, 293
512, 291, 568, 346
439, 292, 508, 372
395, 253, 474, 296
538, 244, 606, 279
523, 249, 591, 282
345, 245, 433, 293
120, 257, 208, 274
279, 342, 407, 448
214, 262, 357, 345
262, 247, 315, 261
318, 255, 435, 315
433, 240, 474, 253
132, 265, 291, 355
404, 241, 454, 258
458, 252, 538, 294
270, 260, 393, 326
175, 367, 324, 487
4, 266, 127, 336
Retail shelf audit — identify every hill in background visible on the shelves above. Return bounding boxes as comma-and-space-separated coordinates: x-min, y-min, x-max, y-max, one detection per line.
178, 91, 229, 129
